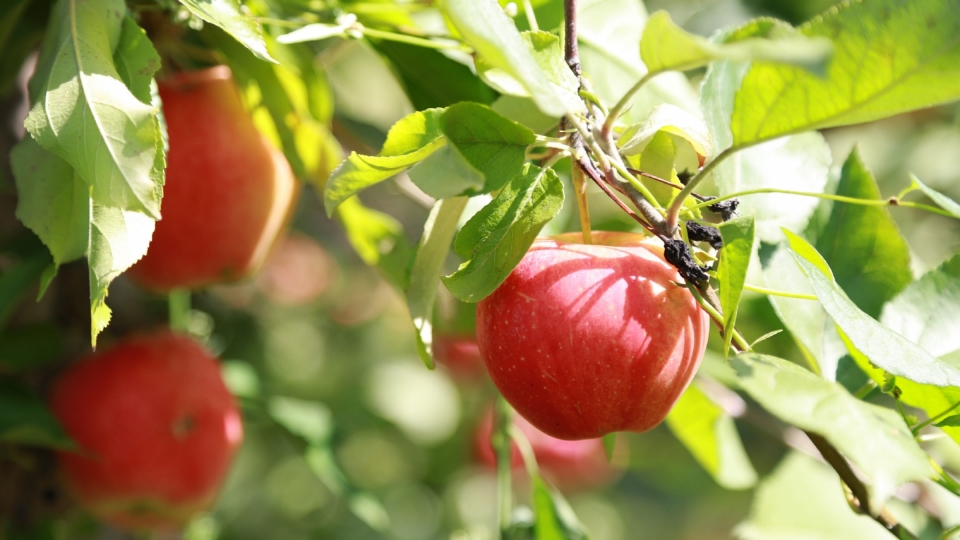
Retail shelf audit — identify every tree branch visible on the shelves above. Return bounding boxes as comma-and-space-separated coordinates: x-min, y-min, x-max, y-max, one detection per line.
805, 432, 918, 539
563, 0, 580, 78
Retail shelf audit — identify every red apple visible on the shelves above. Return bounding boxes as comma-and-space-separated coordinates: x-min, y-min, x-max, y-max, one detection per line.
433, 333, 487, 381
475, 407, 624, 492
49, 331, 243, 531
128, 66, 298, 292
476, 231, 709, 440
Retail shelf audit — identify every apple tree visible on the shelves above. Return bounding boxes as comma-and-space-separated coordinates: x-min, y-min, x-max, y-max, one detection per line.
2, 0, 960, 538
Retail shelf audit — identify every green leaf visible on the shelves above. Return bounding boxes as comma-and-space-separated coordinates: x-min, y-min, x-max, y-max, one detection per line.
492, 96, 559, 134
863, 252, 960, 446
640, 11, 832, 75
0, 379, 73, 449
532, 476, 587, 540
475, 30, 583, 114
632, 130, 679, 205
735, 452, 892, 540
408, 145, 485, 199
577, 0, 700, 124
759, 240, 828, 375
786, 230, 960, 387
700, 28, 831, 243
882, 252, 960, 358
816, 149, 912, 318
0, 0, 47, 96
324, 108, 446, 215
440, 102, 536, 193
910, 174, 960, 219
408, 197, 469, 369
177, 0, 276, 63
24, 0, 163, 218
442, 0, 567, 117
718, 216, 755, 355
11, 138, 90, 267
88, 203, 155, 347
619, 104, 713, 170
442, 164, 563, 303
268, 396, 332, 446
665, 382, 757, 489
113, 16, 160, 104
730, 353, 931, 510
335, 196, 403, 266
0, 325, 63, 372
732, 0, 960, 147
275, 21, 351, 44
0, 249, 51, 329
373, 39, 497, 110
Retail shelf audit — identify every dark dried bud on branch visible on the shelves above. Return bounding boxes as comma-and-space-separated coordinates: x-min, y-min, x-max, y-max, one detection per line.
686, 221, 723, 250
662, 239, 710, 284
702, 197, 740, 221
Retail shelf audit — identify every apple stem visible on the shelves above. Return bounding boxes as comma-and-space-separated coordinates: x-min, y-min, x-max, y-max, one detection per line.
572, 167, 594, 244
168, 289, 191, 332
493, 394, 515, 535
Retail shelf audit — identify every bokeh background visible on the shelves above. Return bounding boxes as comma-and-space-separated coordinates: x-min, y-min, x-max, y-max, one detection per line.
2, 0, 960, 538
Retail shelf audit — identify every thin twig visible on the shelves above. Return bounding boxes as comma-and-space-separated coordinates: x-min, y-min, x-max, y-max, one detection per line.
563, 0, 580, 78
806, 432, 918, 539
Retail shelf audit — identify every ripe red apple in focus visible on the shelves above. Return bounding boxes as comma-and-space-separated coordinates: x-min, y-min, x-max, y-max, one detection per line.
128, 66, 298, 292
476, 231, 709, 440
474, 408, 624, 492
433, 333, 487, 381
49, 331, 243, 531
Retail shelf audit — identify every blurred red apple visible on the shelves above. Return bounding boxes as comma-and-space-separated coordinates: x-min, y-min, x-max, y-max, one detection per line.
475, 407, 624, 492
257, 233, 336, 306
49, 331, 243, 531
128, 66, 298, 292
433, 333, 487, 381
477, 231, 709, 440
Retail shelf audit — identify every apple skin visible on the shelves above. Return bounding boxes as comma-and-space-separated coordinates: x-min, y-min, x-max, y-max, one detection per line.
49, 331, 243, 531
128, 66, 298, 292
433, 333, 487, 381
476, 231, 709, 440
474, 408, 624, 492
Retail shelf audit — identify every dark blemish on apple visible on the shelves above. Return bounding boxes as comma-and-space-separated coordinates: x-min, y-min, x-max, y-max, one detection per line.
172, 415, 197, 439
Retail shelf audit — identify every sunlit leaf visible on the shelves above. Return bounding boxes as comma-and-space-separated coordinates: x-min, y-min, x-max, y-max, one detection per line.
665, 382, 757, 489
276, 20, 351, 44
718, 216, 755, 355
24, 0, 163, 218
641, 11, 832, 75
532, 476, 587, 540
731, 353, 931, 511
11, 137, 89, 267
700, 25, 831, 243
408, 144, 485, 199
732, 0, 960, 147
577, 0, 700, 123
177, 0, 276, 62
88, 203, 155, 347
373, 39, 497, 110
475, 30, 583, 114
324, 108, 446, 214
735, 452, 891, 539
336, 196, 403, 266
815, 149, 912, 318
440, 102, 536, 193
408, 197, 469, 369
443, 164, 563, 303
442, 0, 567, 116
910, 174, 960, 219
619, 104, 713, 170
786, 230, 960, 388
